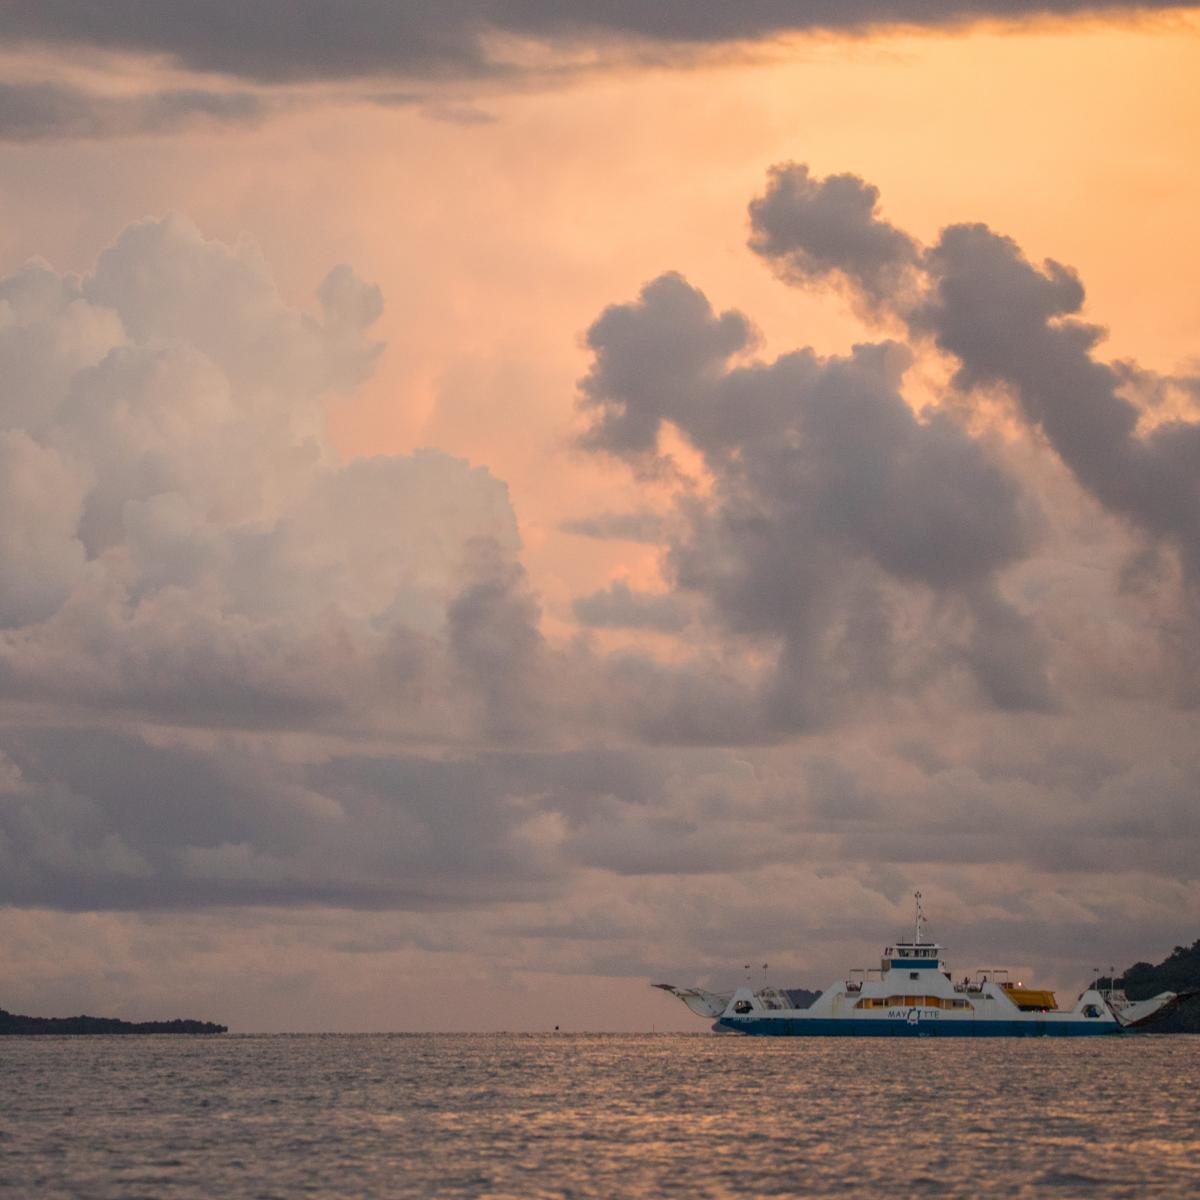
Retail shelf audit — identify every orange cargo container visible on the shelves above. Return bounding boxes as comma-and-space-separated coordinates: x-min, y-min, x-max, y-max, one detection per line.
1003, 986, 1058, 1011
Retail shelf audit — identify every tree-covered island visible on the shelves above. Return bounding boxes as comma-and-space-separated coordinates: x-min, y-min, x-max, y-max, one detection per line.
0, 1008, 227, 1035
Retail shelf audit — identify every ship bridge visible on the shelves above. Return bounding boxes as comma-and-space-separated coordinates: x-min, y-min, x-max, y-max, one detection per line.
882, 892, 945, 973
882, 942, 944, 971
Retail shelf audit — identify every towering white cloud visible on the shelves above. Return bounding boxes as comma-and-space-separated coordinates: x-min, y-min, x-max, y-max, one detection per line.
0, 215, 533, 727
0, 215, 555, 909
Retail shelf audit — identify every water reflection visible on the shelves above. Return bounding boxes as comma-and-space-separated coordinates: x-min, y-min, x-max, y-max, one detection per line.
2, 1033, 1197, 1198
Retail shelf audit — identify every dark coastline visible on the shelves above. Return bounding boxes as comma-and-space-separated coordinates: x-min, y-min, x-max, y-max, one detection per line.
1104, 939, 1200, 1033
0, 1008, 227, 1035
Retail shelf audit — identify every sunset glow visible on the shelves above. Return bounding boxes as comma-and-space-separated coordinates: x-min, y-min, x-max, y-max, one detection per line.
2, 4, 1199, 1034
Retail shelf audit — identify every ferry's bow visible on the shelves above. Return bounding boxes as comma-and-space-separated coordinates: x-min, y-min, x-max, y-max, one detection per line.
1108, 989, 1189, 1028
651, 984, 730, 1018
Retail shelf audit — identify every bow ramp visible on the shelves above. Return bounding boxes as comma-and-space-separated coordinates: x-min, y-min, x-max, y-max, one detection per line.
1108, 989, 1189, 1028
651, 984, 730, 1019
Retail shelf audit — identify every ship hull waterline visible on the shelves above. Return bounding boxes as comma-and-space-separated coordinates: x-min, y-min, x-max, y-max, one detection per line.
715, 1016, 1122, 1037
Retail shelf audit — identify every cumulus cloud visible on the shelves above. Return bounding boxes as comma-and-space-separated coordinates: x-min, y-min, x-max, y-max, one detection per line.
748, 162, 920, 310
578, 272, 756, 458
0, 2, 1189, 85
747, 162, 1200, 700
554, 160, 1200, 952
0, 214, 529, 739
577, 268, 1049, 728
0, 214, 569, 912
915, 224, 1200, 576
750, 164, 1200, 566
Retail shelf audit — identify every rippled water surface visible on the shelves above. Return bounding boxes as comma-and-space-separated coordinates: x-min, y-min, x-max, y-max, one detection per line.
3, 1033, 1199, 1197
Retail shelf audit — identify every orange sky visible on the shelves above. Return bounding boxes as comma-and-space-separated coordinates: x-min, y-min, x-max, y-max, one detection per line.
324, 15, 1200, 626
4, 19, 1197, 547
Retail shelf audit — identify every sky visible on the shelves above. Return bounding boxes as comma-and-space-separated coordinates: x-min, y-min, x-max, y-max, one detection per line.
1, 2, 1199, 1032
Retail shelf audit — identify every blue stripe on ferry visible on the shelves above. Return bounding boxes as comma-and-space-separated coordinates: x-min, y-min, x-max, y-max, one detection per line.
715, 1017, 1122, 1037
889, 959, 939, 968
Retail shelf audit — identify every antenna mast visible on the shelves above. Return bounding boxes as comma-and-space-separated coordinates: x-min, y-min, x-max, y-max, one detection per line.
914, 891, 925, 944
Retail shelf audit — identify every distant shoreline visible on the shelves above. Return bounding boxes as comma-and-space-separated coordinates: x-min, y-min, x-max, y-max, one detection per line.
0, 1007, 227, 1035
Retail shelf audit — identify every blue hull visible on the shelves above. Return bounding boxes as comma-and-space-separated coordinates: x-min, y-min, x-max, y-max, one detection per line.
716, 1017, 1122, 1037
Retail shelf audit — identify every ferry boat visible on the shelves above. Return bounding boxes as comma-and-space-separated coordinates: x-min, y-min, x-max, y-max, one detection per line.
655, 894, 1182, 1037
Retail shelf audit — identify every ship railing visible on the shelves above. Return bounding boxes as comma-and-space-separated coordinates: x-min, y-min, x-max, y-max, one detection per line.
965, 968, 1010, 992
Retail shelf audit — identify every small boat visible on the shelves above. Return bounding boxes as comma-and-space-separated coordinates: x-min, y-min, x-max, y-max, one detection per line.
655, 893, 1182, 1037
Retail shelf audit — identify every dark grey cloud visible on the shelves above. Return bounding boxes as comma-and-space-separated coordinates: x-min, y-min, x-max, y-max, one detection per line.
578, 271, 755, 459
18, 712, 1198, 918
0, 2, 1189, 85
0, 81, 266, 142
447, 547, 546, 741
574, 581, 689, 633
913, 225, 1200, 702
746, 161, 1200, 714
577, 270, 1049, 731
503, 0, 1193, 43
915, 224, 1200, 578
751, 165, 1200, 575
748, 162, 920, 309
748, 162, 1200, 698
0, 730, 569, 910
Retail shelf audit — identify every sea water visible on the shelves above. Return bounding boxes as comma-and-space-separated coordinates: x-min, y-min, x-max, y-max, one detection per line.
2, 1033, 1198, 1197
